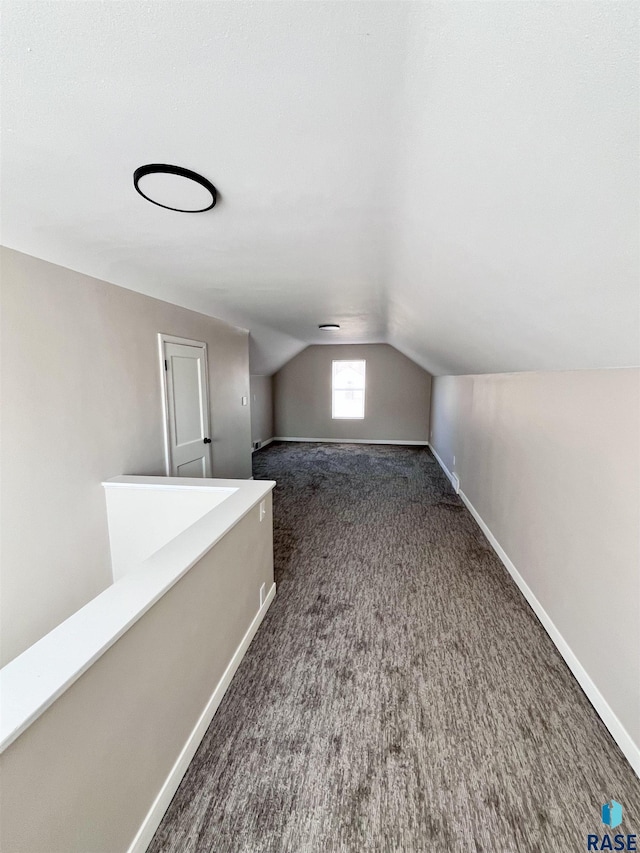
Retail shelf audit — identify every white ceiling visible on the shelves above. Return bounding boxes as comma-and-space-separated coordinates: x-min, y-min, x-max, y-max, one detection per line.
1, 1, 638, 375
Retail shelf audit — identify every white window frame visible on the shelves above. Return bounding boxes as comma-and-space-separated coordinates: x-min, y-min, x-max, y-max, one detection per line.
332, 359, 366, 420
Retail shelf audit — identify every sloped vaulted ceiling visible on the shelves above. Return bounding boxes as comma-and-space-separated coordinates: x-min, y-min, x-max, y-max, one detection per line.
1, 2, 638, 375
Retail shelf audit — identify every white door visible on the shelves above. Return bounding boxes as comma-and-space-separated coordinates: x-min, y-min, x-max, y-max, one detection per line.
160, 335, 212, 477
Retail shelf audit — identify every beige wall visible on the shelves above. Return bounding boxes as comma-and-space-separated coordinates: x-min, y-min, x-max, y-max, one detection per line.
0, 496, 273, 853
429, 369, 640, 752
274, 344, 432, 442
250, 374, 274, 446
0, 247, 252, 665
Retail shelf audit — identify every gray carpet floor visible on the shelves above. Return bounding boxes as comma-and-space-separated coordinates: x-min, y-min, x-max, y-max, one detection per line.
148, 442, 640, 852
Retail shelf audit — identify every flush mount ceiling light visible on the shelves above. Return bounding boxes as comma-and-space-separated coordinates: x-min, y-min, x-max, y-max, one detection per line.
133, 164, 217, 212
319, 324, 340, 330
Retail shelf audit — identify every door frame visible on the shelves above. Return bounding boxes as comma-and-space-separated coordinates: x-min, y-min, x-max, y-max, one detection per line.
158, 333, 213, 477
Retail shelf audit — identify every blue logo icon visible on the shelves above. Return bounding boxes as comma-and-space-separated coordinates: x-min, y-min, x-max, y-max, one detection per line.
602, 800, 623, 829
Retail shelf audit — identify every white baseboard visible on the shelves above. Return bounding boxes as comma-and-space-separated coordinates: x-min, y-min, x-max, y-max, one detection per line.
430, 445, 640, 780
128, 582, 277, 853
251, 437, 274, 454
429, 443, 457, 489
273, 437, 429, 446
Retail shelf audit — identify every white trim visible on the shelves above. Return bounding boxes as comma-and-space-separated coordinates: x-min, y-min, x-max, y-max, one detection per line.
158, 334, 171, 475
128, 582, 277, 853
102, 481, 234, 492
159, 333, 210, 348
429, 443, 457, 489
273, 437, 429, 446
429, 444, 640, 779
251, 437, 274, 453
158, 333, 212, 477
0, 478, 275, 753
332, 358, 366, 420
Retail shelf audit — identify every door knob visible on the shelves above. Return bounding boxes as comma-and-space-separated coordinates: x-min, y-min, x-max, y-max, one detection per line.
203, 437, 212, 444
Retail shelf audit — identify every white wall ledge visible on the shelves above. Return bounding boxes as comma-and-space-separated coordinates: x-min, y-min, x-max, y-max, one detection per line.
0, 476, 275, 753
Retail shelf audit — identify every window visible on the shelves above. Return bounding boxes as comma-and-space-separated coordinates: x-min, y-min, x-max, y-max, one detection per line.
332, 360, 366, 419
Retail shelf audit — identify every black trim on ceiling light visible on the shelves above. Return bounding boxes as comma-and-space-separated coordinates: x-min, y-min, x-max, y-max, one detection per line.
319, 324, 340, 330
133, 164, 217, 212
